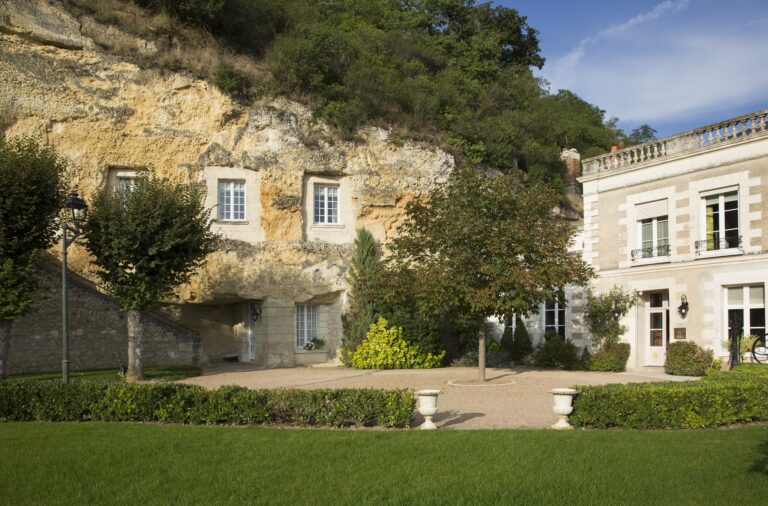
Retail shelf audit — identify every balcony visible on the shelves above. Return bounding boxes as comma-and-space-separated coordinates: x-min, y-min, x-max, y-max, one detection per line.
695, 236, 742, 255
582, 109, 768, 176
631, 244, 671, 262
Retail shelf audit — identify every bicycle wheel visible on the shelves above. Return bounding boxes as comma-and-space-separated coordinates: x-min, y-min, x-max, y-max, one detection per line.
752, 335, 768, 364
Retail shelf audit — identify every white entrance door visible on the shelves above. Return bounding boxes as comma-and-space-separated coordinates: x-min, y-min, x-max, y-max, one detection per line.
645, 292, 668, 366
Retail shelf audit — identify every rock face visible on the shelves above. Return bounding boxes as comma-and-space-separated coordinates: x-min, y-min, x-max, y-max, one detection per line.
0, 0, 92, 49
0, 0, 453, 367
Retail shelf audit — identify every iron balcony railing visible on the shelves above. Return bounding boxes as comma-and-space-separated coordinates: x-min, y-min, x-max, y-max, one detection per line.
695, 236, 742, 254
631, 244, 671, 261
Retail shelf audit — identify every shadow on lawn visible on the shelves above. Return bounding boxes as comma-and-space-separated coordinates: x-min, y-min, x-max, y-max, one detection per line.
750, 438, 768, 475
413, 410, 484, 428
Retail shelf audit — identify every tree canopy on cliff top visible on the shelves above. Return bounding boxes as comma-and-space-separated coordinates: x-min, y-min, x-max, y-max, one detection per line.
132, 0, 635, 184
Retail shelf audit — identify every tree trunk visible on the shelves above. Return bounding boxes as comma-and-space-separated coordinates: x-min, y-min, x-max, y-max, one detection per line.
0, 320, 11, 380
126, 310, 144, 382
477, 317, 486, 382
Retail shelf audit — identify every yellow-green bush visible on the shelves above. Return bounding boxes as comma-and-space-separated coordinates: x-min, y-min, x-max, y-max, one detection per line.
349, 318, 445, 369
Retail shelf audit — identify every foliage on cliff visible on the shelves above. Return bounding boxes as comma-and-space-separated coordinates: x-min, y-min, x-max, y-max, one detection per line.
88, 0, 627, 184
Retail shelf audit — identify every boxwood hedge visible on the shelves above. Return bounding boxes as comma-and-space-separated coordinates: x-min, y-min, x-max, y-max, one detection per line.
571, 365, 768, 429
0, 381, 415, 428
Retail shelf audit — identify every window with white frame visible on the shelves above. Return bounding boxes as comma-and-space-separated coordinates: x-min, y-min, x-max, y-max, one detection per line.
544, 300, 566, 338
633, 200, 669, 261
313, 184, 339, 224
116, 176, 136, 193
726, 285, 765, 343
699, 190, 739, 253
217, 180, 245, 221
296, 304, 317, 348
108, 167, 139, 193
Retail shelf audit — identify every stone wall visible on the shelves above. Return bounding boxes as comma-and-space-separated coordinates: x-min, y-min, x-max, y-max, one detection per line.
7, 259, 204, 374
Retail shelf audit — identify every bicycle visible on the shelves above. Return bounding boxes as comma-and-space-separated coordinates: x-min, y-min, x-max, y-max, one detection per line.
752, 333, 768, 364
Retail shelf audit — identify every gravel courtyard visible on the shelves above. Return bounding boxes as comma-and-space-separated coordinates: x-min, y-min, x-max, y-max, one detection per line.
181, 365, 697, 429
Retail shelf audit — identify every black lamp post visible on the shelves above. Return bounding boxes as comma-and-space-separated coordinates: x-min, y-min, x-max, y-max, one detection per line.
61, 192, 87, 384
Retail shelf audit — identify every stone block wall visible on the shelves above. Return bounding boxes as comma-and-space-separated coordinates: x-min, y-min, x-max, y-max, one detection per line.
6, 261, 205, 375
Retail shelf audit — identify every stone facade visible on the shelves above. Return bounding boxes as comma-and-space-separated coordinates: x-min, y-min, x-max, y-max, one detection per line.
579, 110, 768, 367
7, 258, 204, 374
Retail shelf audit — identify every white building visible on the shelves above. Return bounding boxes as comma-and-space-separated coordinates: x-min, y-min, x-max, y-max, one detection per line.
577, 109, 768, 367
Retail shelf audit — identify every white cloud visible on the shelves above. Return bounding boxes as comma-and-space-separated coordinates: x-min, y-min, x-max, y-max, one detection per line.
549, 0, 691, 86
540, 1, 768, 126
598, 0, 690, 38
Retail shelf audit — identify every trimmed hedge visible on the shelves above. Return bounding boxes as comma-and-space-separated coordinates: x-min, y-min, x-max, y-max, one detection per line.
0, 381, 415, 428
587, 343, 630, 372
664, 341, 714, 376
571, 365, 768, 429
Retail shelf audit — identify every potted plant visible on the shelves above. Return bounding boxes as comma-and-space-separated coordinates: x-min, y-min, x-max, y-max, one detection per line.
303, 337, 326, 351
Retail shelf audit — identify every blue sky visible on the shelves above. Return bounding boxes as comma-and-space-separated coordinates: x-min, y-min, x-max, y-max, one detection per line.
496, 0, 768, 138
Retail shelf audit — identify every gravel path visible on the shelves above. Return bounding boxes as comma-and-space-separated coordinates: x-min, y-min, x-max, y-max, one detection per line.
180, 365, 697, 429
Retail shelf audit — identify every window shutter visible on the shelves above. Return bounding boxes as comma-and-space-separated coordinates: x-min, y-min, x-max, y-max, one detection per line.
636, 199, 668, 220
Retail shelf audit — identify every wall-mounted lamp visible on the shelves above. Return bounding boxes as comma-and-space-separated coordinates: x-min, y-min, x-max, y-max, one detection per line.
678, 295, 689, 318
250, 301, 262, 321
612, 302, 621, 320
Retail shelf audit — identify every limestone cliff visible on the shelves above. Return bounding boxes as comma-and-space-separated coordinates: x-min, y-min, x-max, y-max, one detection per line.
0, 0, 453, 307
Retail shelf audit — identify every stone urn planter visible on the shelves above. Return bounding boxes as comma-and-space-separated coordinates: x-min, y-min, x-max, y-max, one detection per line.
551, 388, 577, 430
415, 389, 441, 430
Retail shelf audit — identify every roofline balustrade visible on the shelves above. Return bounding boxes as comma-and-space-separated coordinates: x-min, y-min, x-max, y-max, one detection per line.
582, 109, 768, 177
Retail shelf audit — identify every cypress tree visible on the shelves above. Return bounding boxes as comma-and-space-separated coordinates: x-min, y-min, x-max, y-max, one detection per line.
341, 228, 379, 362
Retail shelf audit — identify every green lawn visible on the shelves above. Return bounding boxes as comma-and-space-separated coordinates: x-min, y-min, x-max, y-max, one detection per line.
8, 365, 201, 383
1, 423, 767, 505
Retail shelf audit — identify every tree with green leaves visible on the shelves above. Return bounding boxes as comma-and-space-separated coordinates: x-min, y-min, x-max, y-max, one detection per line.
390, 166, 593, 381
0, 137, 66, 379
82, 172, 217, 381
341, 228, 380, 363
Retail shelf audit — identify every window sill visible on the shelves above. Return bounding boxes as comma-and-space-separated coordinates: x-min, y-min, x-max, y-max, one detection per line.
631, 256, 671, 266
310, 224, 344, 230
696, 248, 743, 259
294, 348, 329, 354
216, 220, 249, 225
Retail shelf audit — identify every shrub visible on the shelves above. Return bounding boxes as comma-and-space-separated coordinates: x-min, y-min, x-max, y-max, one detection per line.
533, 332, 580, 370
665, 341, 714, 376
212, 63, 253, 102
587, 343, 630, 372
349, 318, 445, 369
580, 346, 592, 369
571, 365, 768, 429
501, 318, 533, 362
0, 381, 414, 428
584, 287, 637, 349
